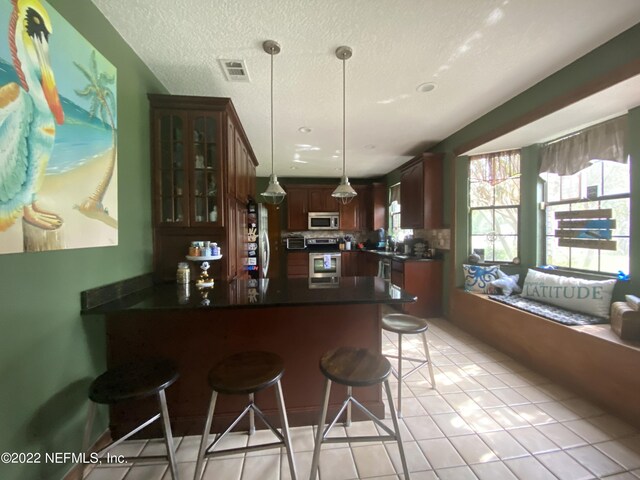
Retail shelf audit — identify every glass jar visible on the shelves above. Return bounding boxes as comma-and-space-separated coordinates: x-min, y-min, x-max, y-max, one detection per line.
176, 262, 190, 284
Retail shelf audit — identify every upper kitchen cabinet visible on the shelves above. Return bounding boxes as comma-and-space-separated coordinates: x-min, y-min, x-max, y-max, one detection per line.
149, 94, 258, 281
285, 187, 309, 231
150, 95, 257, 227
369, 182, 386, 230
308, 187, 336, 212
152, 109, 222, 226
400, 153, 443, 229
339, 185, 367, 231
285, 184, 373, 231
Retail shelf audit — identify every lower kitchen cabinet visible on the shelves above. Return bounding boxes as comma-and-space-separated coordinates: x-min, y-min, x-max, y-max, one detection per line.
287, 252, 308, 278
391, 259, 442, 318
341, 251, 359, 276
359, 251, 381, 277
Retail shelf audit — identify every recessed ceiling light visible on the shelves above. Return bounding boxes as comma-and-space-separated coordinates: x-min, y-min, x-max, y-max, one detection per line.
364, 144, 376, 149
290, 166, 297, 170
298, 127, 312, 133
416, 82, 437, 93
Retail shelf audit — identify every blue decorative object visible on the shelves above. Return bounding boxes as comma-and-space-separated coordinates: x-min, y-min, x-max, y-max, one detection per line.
617, 271, 630, 281
463, 264, 501, 293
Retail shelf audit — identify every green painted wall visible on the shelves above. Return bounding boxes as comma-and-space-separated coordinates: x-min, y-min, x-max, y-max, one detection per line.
436, 23, 640, 312
0, 1, 166, 479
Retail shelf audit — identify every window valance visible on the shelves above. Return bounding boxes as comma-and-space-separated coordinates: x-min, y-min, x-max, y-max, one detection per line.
540, 115, 627, 176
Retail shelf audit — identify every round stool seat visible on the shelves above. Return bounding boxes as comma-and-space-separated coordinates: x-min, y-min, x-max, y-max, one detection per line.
208, 351, 284, 395
382, 313, 429, 334
89, 358, 179, 405
320, 347, 391, 387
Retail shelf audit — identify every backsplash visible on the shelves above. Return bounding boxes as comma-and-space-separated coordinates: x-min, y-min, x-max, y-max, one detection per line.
412, 228, 451, 250
283, 230, 373, 244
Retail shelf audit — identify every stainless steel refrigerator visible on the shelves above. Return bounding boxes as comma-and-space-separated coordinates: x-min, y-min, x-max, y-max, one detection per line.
246, 201, 270, 279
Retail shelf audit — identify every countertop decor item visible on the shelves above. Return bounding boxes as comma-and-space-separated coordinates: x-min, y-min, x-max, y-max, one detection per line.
260, 40, 286, 205
331, 46, 357, 205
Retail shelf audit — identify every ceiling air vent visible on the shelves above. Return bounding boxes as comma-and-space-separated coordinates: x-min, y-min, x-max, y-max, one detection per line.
219, 59, 251, 82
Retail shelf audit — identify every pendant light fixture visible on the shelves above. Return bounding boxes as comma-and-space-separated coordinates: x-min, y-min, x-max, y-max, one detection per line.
260, 40, 286, 205
332, 45, 357, 205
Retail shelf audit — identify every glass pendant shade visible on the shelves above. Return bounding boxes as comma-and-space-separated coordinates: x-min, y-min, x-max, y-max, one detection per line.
262, 173, 286, 205
260, 40, 286, 205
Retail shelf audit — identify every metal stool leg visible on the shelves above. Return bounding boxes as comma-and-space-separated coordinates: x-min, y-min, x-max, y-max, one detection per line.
195, 390, 218, 480
249, 393, 256, 435
158, 389, 179, 480
421, 331, 436, 388
275, 380, 298, 480
79, 401, 96, 479
346, 386, 352, 427
384, 380, 410, 479
309, 377, 332, 480
397, 332, 403, 418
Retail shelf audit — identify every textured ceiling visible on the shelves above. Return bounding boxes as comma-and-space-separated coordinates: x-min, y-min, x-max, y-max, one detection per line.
92, 0, 640, 178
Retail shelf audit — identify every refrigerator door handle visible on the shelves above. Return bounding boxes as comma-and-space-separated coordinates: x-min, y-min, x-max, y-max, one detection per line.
261, 230, 270, 278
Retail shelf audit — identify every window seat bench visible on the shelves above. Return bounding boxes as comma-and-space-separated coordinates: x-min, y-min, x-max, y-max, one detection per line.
449, 288, 640, 429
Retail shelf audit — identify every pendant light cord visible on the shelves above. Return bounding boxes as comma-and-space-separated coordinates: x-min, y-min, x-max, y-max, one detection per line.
342, 54, 346, 177
270, 47, 275, 177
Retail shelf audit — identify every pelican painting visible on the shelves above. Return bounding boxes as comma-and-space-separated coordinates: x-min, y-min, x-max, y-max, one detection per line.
0, 0, 118, 254
0, 0, 64, 232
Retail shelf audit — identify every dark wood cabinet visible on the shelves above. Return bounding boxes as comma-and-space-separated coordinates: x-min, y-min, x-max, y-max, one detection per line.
149, 95, 257, 281
287, 252, 308, 277
400, 153, 443, 229
341, 252, 359, 277
370, 182, 386, 230
308, 188, 335, 212
285, 187, 309, 231
390, 259, 442, 318
358, 251, 380, 277
152, 109, 222, 227
285, 184, 374, 231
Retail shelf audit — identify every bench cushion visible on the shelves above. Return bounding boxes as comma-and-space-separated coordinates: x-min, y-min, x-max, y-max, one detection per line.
488, 294, 609, 326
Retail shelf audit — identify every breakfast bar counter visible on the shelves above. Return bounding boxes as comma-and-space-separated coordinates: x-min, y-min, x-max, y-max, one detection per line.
84, 277, 415, 438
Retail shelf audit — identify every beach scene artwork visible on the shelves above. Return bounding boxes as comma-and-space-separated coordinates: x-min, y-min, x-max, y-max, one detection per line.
0, 0, 117, 255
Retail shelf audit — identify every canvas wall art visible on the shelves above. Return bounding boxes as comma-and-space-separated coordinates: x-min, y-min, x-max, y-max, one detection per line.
0, 0, 117, 254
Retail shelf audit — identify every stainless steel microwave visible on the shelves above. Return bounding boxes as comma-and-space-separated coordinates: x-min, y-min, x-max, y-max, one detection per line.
308, 212, 339, 230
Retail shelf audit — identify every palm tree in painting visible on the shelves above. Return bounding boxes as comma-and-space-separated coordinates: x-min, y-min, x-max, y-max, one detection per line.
73, 50, 117, 226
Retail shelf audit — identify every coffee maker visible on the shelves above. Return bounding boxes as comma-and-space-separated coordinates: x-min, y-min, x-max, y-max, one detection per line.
375, 228, 386, 249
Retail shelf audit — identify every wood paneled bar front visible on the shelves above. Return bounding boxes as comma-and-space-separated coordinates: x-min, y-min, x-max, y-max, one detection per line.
83, 277, 415, 438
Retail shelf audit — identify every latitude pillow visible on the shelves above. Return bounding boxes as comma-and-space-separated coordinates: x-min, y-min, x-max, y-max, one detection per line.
521, 269, 616, 318
463, 264, 501, 293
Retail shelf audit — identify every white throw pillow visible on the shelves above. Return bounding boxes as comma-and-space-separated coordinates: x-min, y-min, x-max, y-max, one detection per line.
521, 269, 616, 318
463, 264, 501, 293
490, 271, 521, 296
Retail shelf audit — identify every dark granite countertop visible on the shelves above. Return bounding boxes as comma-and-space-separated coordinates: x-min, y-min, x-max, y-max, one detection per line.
82, 276, 416, 314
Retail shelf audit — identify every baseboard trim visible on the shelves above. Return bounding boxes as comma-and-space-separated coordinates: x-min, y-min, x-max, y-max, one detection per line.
62, 430, 112, 480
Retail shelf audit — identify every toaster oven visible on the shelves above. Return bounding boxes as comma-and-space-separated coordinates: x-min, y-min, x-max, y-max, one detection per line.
285, 237, 306, 250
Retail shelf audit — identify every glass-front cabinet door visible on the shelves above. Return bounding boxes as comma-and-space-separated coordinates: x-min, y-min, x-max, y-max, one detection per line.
190, 111, 222, 226
157, 111, 187, 225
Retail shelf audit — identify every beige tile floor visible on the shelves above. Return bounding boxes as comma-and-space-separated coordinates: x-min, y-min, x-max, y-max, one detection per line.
85, 317, 640, 479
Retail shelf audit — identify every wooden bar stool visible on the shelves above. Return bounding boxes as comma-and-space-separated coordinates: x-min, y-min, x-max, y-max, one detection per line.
195, 351, 297, 480
81, 358, 179, 479
309, 347, 410, 480
382, 313, 436, 417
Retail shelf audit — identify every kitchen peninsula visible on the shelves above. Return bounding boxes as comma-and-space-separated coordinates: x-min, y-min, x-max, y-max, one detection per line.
82, 276, 415, 438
